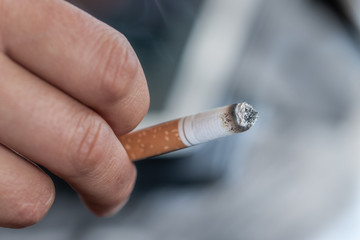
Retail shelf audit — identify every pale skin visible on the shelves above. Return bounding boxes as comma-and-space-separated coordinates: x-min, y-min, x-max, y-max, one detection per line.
0, 0, 150, 228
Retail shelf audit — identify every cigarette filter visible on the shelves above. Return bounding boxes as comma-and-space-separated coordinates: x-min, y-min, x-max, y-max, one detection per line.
118, 102, 258, 161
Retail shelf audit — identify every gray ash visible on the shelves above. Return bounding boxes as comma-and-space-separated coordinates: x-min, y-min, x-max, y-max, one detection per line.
233, 102, 258, 131
244, 104, 258, 125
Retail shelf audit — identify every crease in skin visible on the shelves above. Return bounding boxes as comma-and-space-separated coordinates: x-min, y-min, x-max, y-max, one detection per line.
93, 34, 138, 100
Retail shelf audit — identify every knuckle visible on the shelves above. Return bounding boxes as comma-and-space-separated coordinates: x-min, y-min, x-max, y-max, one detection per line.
68, 111, 112, 177
95, 31, 139, 102
113, 77, 150, 135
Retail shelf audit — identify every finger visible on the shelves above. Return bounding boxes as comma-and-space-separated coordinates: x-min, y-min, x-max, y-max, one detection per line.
0, 144, 55, 228
0, 54, 136, 216
1, 0, 149, 135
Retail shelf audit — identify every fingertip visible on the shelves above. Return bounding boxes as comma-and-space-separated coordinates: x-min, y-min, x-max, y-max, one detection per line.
65, 131, 137, 218
10, 179, 55, 229
91, 195, 131, 218
0, 145, 56, 228
11, 168, 55, 228
83, 160, 136, 217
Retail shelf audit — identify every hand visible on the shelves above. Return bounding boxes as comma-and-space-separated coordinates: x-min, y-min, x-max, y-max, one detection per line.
0, 0, 149, 228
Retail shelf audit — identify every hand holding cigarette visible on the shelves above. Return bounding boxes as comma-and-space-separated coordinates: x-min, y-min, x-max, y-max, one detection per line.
119, 103, 258, 161
0, 0, 257, 230
0, 0, 149, 228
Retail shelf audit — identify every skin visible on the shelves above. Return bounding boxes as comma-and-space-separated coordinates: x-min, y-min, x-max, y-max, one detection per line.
0, 0, 150, 228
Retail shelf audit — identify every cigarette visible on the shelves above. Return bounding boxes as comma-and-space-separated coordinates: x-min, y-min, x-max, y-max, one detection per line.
118, 102, 258, 161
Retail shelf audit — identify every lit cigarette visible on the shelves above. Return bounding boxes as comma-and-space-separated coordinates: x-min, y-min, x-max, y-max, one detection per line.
118, 102, 258, 161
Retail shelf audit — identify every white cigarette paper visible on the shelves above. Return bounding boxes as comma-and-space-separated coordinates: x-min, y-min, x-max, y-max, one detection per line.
178, 102, 258, 146
118, 102, 258, 161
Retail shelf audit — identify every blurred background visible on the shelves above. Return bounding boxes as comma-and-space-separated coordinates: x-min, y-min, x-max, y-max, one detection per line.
2, 0, 360, 239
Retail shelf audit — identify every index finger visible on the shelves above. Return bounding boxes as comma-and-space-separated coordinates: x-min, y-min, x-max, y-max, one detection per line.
1, 0, 149, 135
